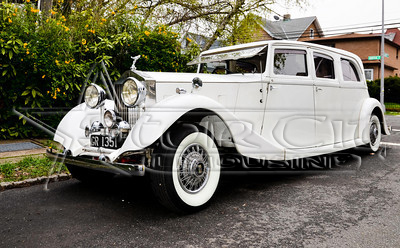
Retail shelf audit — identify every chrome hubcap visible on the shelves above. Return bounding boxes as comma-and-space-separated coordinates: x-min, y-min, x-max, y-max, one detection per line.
370, 122, 378, 145
178, 144, 210, 194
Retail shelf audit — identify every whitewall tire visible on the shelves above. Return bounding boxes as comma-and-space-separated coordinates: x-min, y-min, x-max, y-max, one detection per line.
171, 132, 221, 207
150, 125, 221, 213
367, 115, 381, 152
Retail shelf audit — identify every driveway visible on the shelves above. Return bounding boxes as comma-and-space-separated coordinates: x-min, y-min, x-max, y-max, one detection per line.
1, 115, 400, 247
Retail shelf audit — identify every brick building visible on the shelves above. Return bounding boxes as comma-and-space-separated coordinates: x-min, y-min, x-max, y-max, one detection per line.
307, 31, 400, 80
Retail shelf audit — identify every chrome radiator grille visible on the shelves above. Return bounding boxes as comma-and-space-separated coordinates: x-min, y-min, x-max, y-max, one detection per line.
114, 84, 141, 126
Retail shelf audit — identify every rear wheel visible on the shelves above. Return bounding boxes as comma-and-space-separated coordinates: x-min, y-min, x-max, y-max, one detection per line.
150, 124, 221, 213
366, 114, 382, 152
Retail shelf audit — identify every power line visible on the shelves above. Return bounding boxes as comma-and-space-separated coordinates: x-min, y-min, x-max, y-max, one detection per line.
257, 21, 400, 40
321, 18, 400, 31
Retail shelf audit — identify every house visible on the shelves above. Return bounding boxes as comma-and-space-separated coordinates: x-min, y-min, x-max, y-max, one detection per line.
253, 15, 324, 41
307, 31, 400, 80
181, 15, 323, 51
386, 28, 400, 46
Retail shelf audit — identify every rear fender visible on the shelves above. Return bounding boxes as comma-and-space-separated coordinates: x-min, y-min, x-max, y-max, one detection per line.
358, 98, 390, 144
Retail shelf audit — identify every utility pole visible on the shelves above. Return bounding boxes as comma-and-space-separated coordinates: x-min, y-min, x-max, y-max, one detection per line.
380, 0, 385, 112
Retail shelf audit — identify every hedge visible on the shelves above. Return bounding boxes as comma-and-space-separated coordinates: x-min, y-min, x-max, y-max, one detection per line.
0, 3, 199, 139
367, 76, 400, 105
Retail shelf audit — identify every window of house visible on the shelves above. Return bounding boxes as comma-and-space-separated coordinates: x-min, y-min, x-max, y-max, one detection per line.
314, 53, 335, 79
341, 59, 360, 81
274, 49, 308, 76
364, 69, 374, 81
310, 29, 314, 39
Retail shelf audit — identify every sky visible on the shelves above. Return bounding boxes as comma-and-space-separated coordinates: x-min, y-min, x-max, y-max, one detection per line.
271, 0, 400, 35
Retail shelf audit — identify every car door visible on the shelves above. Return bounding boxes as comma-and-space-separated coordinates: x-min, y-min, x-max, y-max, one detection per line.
312, 50, 342, 147
233, 53, 268, 135
339, 57, 369, 143
262, 46, 315, 149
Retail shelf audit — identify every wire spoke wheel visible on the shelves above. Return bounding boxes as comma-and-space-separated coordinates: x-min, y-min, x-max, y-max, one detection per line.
178, 144, 210, 194
366, 114, 381, 152
369, 122, 378, 146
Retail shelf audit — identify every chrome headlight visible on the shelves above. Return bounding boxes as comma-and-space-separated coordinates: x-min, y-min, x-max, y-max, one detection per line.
84, 84, 106, 109
104, 109, 117, 128
121, 78, 146, 107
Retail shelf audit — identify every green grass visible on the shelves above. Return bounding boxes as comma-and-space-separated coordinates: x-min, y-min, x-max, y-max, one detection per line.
0, 156, 68, 183
385, 102, 400, 113
386, 111, 400, 116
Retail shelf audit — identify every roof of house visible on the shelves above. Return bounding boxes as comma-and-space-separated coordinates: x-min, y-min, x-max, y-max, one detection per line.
260, 16, 323, 40
307, 32, 400, 48
386, 28, 400, 46
309, 33, 381, 41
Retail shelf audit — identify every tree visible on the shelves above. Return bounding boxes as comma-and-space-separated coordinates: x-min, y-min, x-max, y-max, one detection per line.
136, 0, 307, 50
50, 0, 307, 50
222, 13, 262, 47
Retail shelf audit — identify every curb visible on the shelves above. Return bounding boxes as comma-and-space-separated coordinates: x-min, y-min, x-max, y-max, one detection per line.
0, 173, 72, 191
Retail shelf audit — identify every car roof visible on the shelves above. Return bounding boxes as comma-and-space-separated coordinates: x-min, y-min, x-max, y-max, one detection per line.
199, 40, 358, 59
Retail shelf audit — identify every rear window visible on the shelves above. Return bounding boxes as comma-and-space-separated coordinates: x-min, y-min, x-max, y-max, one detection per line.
314, 53, 335, 79
341, 59, 360, 81
274, 49, 308, 76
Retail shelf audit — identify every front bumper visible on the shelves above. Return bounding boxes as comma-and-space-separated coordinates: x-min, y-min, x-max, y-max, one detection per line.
46, 149, 145, 176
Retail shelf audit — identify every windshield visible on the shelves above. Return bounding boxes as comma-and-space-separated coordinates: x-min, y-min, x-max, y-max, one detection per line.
199, 49, 267, 74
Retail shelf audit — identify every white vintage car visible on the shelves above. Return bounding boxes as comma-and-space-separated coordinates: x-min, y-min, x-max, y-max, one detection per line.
48, 40, 390, 212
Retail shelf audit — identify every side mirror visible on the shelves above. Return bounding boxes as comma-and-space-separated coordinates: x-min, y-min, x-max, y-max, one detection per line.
192, 77, 203, 89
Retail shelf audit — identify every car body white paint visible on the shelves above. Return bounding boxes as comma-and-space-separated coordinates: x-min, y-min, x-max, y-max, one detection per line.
53, 40, 389, 163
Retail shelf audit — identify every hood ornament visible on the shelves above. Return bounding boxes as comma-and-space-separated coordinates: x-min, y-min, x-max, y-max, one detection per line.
130, 55, 141, 71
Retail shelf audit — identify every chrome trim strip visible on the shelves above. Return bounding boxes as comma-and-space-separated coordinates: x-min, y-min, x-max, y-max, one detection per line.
46, 149, 145, 176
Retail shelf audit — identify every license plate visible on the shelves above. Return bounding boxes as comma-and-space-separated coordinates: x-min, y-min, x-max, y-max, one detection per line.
90, 135, 119, 149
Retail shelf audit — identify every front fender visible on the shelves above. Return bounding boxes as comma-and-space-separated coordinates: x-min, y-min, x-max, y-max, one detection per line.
112, 94, 285, 161
54, 100, 115, 156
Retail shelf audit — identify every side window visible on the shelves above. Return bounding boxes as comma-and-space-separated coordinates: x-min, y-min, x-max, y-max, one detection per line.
200, 61, 227, 74
314, 52, 335, 79
229, 60, 257, 73
274, 49, 308, 76
341, 59, 360, 81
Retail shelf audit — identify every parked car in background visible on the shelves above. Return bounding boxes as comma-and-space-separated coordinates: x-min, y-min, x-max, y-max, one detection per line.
48, 40, 390, 212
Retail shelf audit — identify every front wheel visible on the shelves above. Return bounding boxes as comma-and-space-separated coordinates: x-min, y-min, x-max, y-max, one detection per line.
150, 125, 221, 213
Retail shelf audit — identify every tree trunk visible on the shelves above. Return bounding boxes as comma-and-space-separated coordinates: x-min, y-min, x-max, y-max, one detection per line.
39, 0, 53, 14
202, 0, 245, 50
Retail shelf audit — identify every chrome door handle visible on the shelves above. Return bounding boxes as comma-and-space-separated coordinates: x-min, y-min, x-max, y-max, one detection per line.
269, 85, 278, 91
316, 87, 323, 92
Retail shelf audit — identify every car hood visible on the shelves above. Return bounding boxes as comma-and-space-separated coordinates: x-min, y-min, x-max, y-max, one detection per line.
137, 71, 263, 84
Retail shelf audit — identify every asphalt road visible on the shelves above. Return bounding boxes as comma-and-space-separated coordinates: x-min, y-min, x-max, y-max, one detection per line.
1, 115, 400, 248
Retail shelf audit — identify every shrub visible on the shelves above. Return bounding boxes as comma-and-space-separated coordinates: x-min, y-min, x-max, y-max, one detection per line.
0, 3, 199, 139
367, 76, 400, 104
